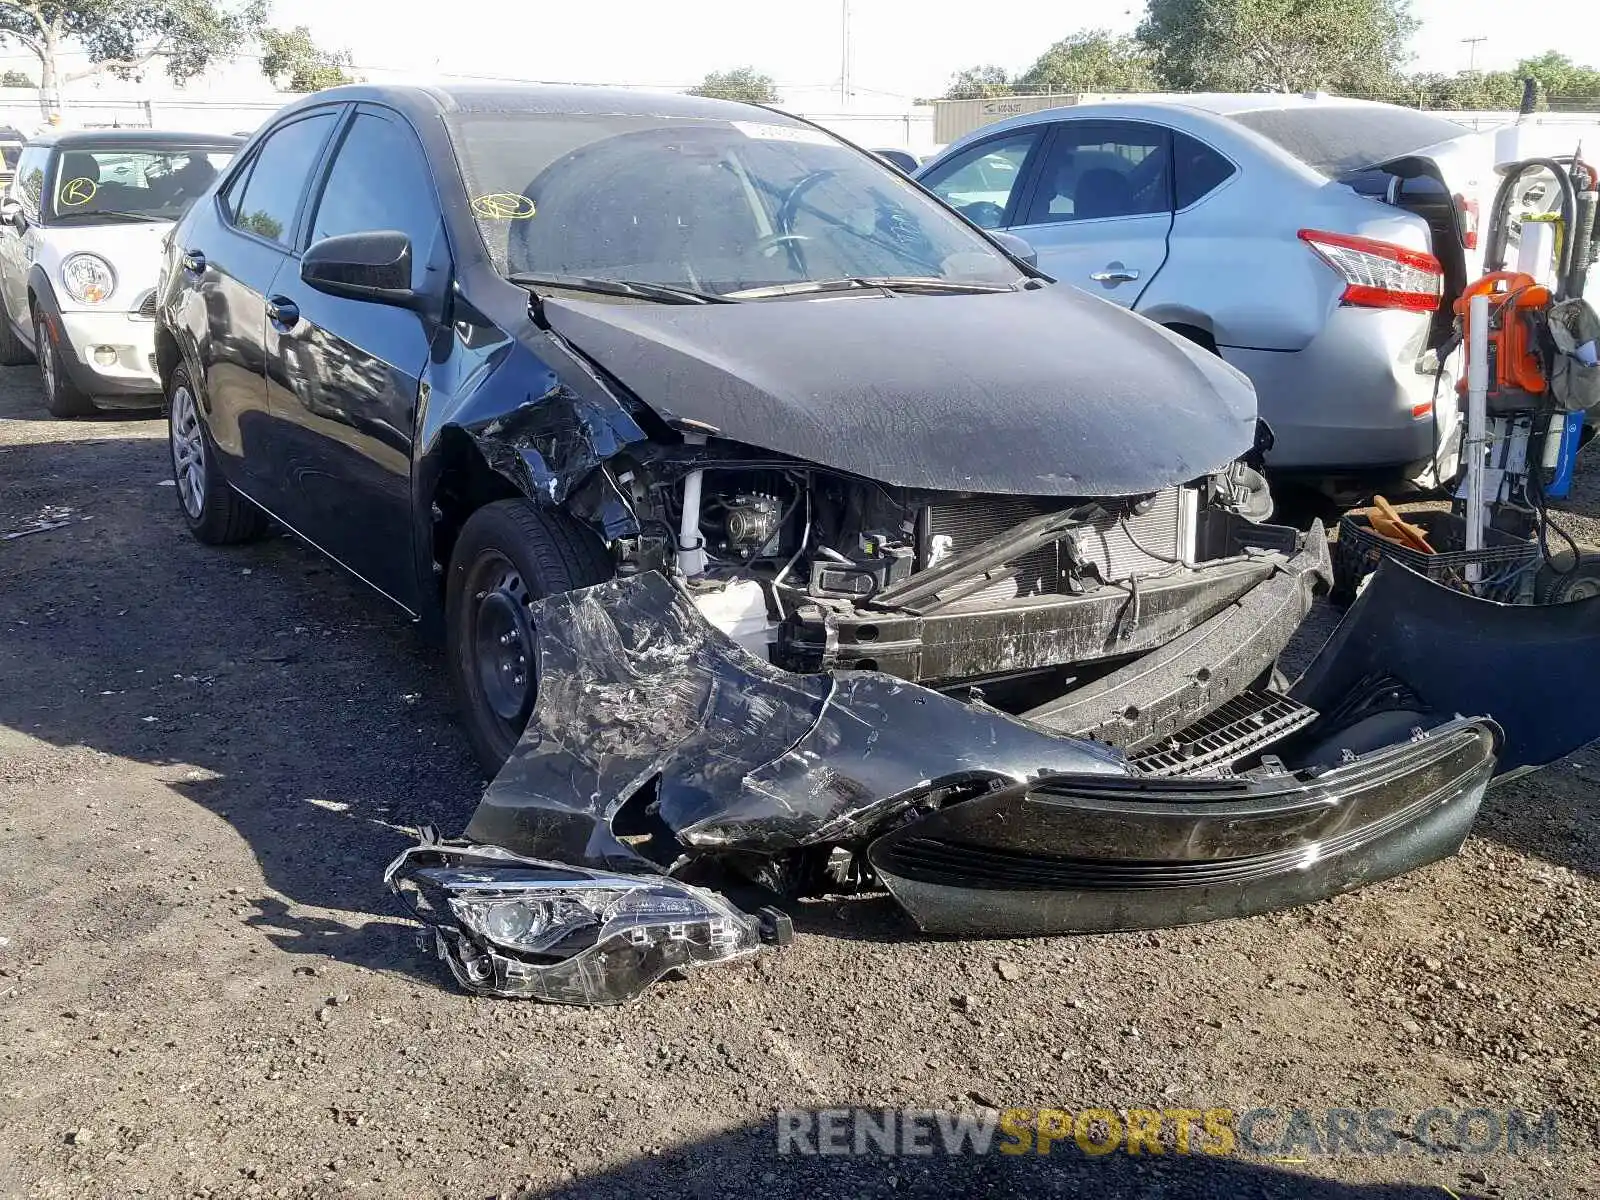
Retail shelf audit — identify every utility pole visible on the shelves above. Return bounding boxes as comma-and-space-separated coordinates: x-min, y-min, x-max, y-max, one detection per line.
1461, 36, 1487, 73
840, 0, 852, 106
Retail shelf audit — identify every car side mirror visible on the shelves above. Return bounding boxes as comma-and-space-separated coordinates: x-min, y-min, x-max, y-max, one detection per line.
990, 231, 1037, 269
301, 230, 417, 307
1, 197, 24, 231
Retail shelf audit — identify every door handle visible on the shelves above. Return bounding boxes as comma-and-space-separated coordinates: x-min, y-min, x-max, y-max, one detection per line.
182, 248, 206, 274
266, 295, 299, 327
1090, 264, 1141, 285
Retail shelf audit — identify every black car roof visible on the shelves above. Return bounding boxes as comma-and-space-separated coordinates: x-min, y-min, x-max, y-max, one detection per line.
282, 81, 796, 125
31, 128, 244, 150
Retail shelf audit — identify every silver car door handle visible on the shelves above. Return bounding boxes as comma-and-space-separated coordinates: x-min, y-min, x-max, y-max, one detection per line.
1090, 267, 1141, 284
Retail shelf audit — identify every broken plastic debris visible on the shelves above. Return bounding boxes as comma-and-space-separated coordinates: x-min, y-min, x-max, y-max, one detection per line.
1, 505, 88, 541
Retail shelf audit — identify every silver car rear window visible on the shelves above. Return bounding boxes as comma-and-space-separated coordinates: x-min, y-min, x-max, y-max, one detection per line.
1228, 107, 1467, 177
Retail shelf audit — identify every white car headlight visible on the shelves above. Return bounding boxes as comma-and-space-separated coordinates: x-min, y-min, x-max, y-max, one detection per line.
61, 253, 116, 305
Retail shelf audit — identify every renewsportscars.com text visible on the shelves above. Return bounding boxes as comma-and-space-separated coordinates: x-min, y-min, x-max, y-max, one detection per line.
776, 1106, 1560, 1159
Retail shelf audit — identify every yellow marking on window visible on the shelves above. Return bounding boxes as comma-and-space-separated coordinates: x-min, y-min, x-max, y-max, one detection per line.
59, 177, 96, 206
470, 193, 536, 220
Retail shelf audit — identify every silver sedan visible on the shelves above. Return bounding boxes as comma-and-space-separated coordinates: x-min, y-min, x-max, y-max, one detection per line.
918, 94, 1492, 492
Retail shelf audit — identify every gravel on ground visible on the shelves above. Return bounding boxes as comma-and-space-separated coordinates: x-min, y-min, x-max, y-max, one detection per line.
1, 369, 1596, 1199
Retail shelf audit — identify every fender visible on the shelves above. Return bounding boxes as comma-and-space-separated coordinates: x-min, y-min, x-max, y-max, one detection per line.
409, 304, 650, 626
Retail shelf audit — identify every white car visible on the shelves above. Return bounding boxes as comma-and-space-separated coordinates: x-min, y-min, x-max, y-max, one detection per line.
0, 128, 240, 416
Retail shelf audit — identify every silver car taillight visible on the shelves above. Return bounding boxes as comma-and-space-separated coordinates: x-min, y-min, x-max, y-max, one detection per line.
1298, 229, 1444, 313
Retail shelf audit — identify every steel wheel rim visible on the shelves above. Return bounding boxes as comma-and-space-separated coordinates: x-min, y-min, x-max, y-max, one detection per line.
469, 553, 537, 728
170, 384, 206, 519
36, 318, 55, 400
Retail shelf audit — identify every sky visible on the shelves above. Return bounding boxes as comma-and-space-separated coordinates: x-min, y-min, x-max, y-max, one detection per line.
254, 0, 1600, 104
2, 0, 1595, 108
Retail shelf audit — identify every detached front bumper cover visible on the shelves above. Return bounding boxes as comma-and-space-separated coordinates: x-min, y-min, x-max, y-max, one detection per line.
385, 550, 1554, 1005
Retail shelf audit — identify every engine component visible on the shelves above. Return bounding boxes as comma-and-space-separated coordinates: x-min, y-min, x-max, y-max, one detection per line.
716, 493, 783, 560
691, 578, 776, 659
808, 530, 914, 598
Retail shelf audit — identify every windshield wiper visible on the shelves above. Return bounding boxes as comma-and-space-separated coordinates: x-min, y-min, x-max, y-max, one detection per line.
51, 210, 167, 223
725, 276, 1018, 300
507, 273, 734, 305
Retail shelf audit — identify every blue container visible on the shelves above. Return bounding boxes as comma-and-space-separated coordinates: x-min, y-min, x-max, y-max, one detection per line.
1548, 411, 1586, 500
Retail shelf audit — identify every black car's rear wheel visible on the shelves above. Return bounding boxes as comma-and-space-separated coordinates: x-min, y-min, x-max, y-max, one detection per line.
167, 365, 268, 545
446, 499, 614, 775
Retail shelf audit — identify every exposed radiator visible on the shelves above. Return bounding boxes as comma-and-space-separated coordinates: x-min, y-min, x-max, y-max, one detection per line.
924, 487, 1195, 603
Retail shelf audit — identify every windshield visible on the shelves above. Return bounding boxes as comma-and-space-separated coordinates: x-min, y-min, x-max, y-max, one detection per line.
447, 113, 1025, 296
48, 145, 235, 222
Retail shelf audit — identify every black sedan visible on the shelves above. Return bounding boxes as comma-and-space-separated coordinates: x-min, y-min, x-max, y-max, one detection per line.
155, 84, 1549, 1005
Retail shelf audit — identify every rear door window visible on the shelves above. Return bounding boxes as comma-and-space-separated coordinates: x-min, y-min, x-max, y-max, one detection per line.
228, 111, 337, 245
1173, 132, 1236, 208
1021, 121, 1172, 225
919, 131, 1044, 229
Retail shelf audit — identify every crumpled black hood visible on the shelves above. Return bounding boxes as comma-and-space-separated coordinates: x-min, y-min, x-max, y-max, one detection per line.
540, 284, 1258, 497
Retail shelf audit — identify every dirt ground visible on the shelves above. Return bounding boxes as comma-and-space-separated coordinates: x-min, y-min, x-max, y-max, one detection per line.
1, 366, 1597, 1200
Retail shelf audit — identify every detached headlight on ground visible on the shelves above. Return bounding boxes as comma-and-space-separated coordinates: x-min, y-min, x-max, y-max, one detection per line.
61, 253, 116, 305
385, 835, 783, 1005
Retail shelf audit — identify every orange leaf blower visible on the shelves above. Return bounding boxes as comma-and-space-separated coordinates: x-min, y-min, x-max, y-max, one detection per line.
1453, 271, 1552, 413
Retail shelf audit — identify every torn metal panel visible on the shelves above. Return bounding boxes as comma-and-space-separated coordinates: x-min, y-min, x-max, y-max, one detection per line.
460, 378, 646, 509
1292, 559, 1600, 777
464, 572, 1131, 865
870, 717, 1499, 936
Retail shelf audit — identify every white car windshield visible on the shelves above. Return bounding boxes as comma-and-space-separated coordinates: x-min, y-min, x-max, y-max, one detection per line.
49, 146, 235, 223
448, 113, 1025, 297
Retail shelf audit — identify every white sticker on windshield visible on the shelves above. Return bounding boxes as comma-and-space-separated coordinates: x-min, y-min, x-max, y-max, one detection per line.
731, 121, 834, 146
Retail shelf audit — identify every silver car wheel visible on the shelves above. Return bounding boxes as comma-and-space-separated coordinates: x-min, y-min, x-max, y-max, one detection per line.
170, 384, 206, 519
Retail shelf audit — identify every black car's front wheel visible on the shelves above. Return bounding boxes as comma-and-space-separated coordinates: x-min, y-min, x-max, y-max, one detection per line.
446, 499, 614, 775
168, 366, 268, 545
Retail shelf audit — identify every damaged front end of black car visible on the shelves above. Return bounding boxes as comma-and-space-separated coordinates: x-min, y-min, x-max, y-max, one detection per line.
378, 93, 1596, 1005
386, 560, 1522, 1004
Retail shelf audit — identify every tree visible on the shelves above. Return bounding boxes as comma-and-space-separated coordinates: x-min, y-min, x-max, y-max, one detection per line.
944, 64, 1013, 100
1513, 52, 1600, 109
0, 0, 267, 116
259, 23, 353, 92
1140, 0, 1417, 95
1018, 30, 1158, 94
687, 67, 779, 105
1379, 70, 1523, 110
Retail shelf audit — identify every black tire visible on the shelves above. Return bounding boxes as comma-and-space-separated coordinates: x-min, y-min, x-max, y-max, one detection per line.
446, 499, 614, 775
167, 365, 268, 545
37, 311, 95, 417
1535, 551, 1600, 605
0, 292, 33, 366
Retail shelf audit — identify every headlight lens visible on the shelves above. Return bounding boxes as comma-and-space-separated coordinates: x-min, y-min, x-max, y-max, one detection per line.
61, 253, 116, 305
386, 841, 768, 1005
